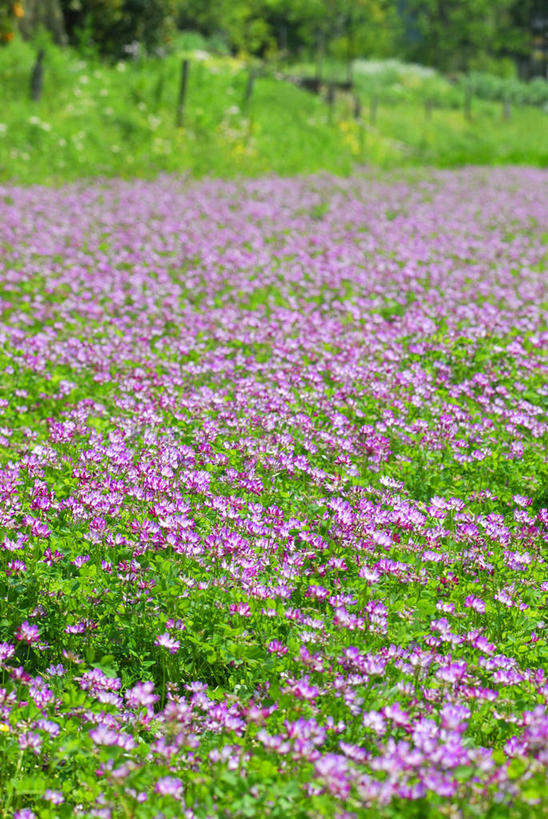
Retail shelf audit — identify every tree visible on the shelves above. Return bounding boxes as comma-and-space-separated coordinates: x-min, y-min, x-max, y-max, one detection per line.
400, 0, 538, 73
0, 0, 24, 44
17, 0, 67, 44
173, 0, 400, 59
59, 0, 176, 57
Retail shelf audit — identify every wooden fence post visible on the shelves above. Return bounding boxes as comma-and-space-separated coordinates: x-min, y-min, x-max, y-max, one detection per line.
243, 68, 255, 111
176, 58, 189, 128
315, 29, 324, 84
347, 60, 353, 85
370, 95, 378, 125
354, 94, 365, 161
464, 87, 472, 120
30, 49, 44, 102
327, 83, 335, 122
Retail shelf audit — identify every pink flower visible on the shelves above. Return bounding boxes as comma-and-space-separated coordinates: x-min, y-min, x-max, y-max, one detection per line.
6, 560, 26, 575
155, 632, 180, 653
90, 724, 119, 746
43, 790, 64, 805
126, 680, 159, 709
229, 602, 251, 617
15, 620, 40, 644
155, 776, 183, 799
315, 754, 351, 799
464, 595, 486, 614
0, 642, 15, 663
267, 640, 288, 656
19, 732, 42, 754
285, 676, 320, 701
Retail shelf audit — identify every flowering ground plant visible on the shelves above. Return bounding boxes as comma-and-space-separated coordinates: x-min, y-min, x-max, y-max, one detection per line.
0, 168, 546, 817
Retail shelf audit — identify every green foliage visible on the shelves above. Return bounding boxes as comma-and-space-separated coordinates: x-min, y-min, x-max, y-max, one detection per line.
0, 0, 544, 83
174, 0, 401, 58
171, 0, 546, 78
0, 165, 546, 816
0, 37, 546, 185
463, 71, 548, 106
59, 0, 176, 58
0, 0, 22, 44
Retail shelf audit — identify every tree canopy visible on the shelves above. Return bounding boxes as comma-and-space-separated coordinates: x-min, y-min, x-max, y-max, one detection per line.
4, 0, 547, 77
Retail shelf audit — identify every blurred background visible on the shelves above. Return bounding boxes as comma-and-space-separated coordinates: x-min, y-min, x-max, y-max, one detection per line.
0, 0, 546, 182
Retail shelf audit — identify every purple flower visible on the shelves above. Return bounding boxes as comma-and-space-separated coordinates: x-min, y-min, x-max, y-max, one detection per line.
464, 595, 486, 614
154, 776, 184, 799
315, 754, 351, 799
36, 719, 60, 737
154, 632, 180, 653
89, 724, 119, 746
19, 732, 42, 754
6, 559, 26, 575
15, 620, 40, 644
284, 675, 320, 701
45, 663, 65, 676
126, 680, 159, 709
229, 601, 251, 617
267, 640, 288, 656
0, 642, 15, 663
43, 789, 64, 805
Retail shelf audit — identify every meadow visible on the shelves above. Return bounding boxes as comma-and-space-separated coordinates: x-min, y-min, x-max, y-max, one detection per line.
0, 166, 546, 817
0, 37, 547, 183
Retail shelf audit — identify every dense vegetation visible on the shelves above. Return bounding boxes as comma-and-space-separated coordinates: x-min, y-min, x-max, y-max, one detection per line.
0, 7, 546, 819
0, 38, 547, 185
0, 166, 546, 818
2, 0, 548, 77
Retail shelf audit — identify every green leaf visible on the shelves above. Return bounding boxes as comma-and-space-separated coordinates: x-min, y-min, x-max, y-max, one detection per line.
507, 758, 527, 780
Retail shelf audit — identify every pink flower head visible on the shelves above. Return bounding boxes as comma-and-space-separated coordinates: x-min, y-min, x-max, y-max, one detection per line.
315, 754, 351, 799
90, 724, 119, 746
15, 620, 40, 645
229, 601, 251, 617
155, 776, 184, 799
43, 790, 64, 805
0, 642, 15, 664
126, 680, 159, 709
267, 640, 288, 656
19, 732, 42, 754
155, 632, 180, 654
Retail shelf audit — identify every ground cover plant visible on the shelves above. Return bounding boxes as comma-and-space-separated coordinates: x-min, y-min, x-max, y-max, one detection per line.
0, 167, 547, 817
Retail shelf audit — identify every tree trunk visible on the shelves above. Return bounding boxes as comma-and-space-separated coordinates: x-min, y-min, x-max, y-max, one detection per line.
18, 0, 67, 45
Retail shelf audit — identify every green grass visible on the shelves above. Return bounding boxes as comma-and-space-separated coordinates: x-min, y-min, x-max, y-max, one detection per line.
0, 36, 546, 184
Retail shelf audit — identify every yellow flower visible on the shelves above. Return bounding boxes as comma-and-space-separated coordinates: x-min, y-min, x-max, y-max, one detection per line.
13, 3, 24, 19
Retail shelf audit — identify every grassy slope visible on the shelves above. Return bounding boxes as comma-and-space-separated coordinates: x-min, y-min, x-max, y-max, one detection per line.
0, 38, 546, 183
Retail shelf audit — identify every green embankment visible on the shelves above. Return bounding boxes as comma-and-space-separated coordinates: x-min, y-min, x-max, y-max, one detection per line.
0, 37, 546, 183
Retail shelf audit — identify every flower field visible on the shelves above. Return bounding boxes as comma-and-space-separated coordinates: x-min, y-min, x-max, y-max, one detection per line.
0, 168, 547, 818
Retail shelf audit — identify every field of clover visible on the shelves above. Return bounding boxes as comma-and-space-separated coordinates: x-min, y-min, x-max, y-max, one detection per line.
0, 167, 546, 819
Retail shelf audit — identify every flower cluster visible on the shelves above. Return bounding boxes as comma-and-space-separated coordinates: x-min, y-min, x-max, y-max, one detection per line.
0, 168, 546, 817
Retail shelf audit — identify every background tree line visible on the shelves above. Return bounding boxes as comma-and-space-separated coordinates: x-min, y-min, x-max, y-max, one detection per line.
1, 0, 547, 78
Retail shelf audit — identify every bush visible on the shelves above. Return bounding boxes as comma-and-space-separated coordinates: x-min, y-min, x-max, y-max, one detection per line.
462, 71, 548, 106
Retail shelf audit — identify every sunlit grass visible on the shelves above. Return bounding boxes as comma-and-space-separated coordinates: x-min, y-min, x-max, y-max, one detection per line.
0, 37, 546, 184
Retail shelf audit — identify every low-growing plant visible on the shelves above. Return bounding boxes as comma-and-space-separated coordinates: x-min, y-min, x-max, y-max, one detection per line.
0, 167, 546, 816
